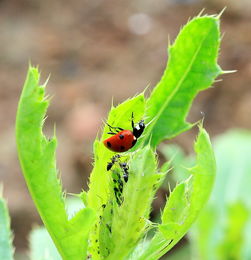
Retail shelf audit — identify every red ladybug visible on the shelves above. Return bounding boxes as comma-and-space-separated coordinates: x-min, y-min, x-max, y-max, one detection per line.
103, 113, 145, 153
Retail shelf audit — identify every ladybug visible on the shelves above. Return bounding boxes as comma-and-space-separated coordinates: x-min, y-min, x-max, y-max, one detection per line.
103, 113, 145, 153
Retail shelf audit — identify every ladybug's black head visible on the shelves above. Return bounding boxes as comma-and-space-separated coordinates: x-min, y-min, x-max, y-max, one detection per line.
133, 120, 145, 139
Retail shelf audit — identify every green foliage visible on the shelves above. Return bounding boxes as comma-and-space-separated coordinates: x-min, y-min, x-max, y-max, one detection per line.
86, 14, 222, 259
87, 94, 145, 211
16, 12, 223, 260
0, 190, 14, 260
190, 130, 251, 260
107, 147, 164, 259
16, 67, 96, 260
29, 198, 83, 260
144, 15, 222, 148
162, 130, 251, 260
134, 127, 216, 260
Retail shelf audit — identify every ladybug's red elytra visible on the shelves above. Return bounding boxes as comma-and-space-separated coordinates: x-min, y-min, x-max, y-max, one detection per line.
103, 113, 145, 153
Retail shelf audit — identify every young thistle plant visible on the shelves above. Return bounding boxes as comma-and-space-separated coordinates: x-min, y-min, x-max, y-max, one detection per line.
16, 12, 226, 260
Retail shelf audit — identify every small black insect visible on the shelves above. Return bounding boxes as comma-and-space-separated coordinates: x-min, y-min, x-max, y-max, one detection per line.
119, 162, 129, 183
107, 155, 129, 183
107, 154, 120, 171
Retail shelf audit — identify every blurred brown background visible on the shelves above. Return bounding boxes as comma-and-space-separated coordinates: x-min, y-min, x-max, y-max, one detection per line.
0, 0, 250, 257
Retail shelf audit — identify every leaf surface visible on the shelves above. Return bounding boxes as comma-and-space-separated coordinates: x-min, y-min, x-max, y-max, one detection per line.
107, 146, 164, 260
87, 95, 145, 258
136, 126, 216, 260
16, 67, 96, 260
143, 15, 222, 148
190, 130, 251, 260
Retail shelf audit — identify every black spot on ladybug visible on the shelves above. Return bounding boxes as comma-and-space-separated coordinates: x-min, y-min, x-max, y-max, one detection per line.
107, 141, 112, 148
119, 134, 124, 139
132, 139, 137, 146
120, 146, 125, 150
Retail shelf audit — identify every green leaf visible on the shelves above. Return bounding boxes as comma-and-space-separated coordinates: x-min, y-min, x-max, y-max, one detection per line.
217, 202, 249, 260
87, 94, 145, 210
16, 11, 225, 260
106, 146, 164, 260
29, 197, 93, 260
190, 129, 251, 260
143, 15, 222, 148
86, 13, 223, 259
159, 223, 181, 240
0, 191, 14, 260
16, 66, 96, 260
136, 126, 216, 260
87, 94, 145, 258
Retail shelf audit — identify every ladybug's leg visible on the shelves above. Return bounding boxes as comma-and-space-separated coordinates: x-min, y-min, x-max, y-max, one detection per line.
106, 122, 124, 133
107, 132, 116, 135
111, 126, 123, 133
106, 123, 116, 133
